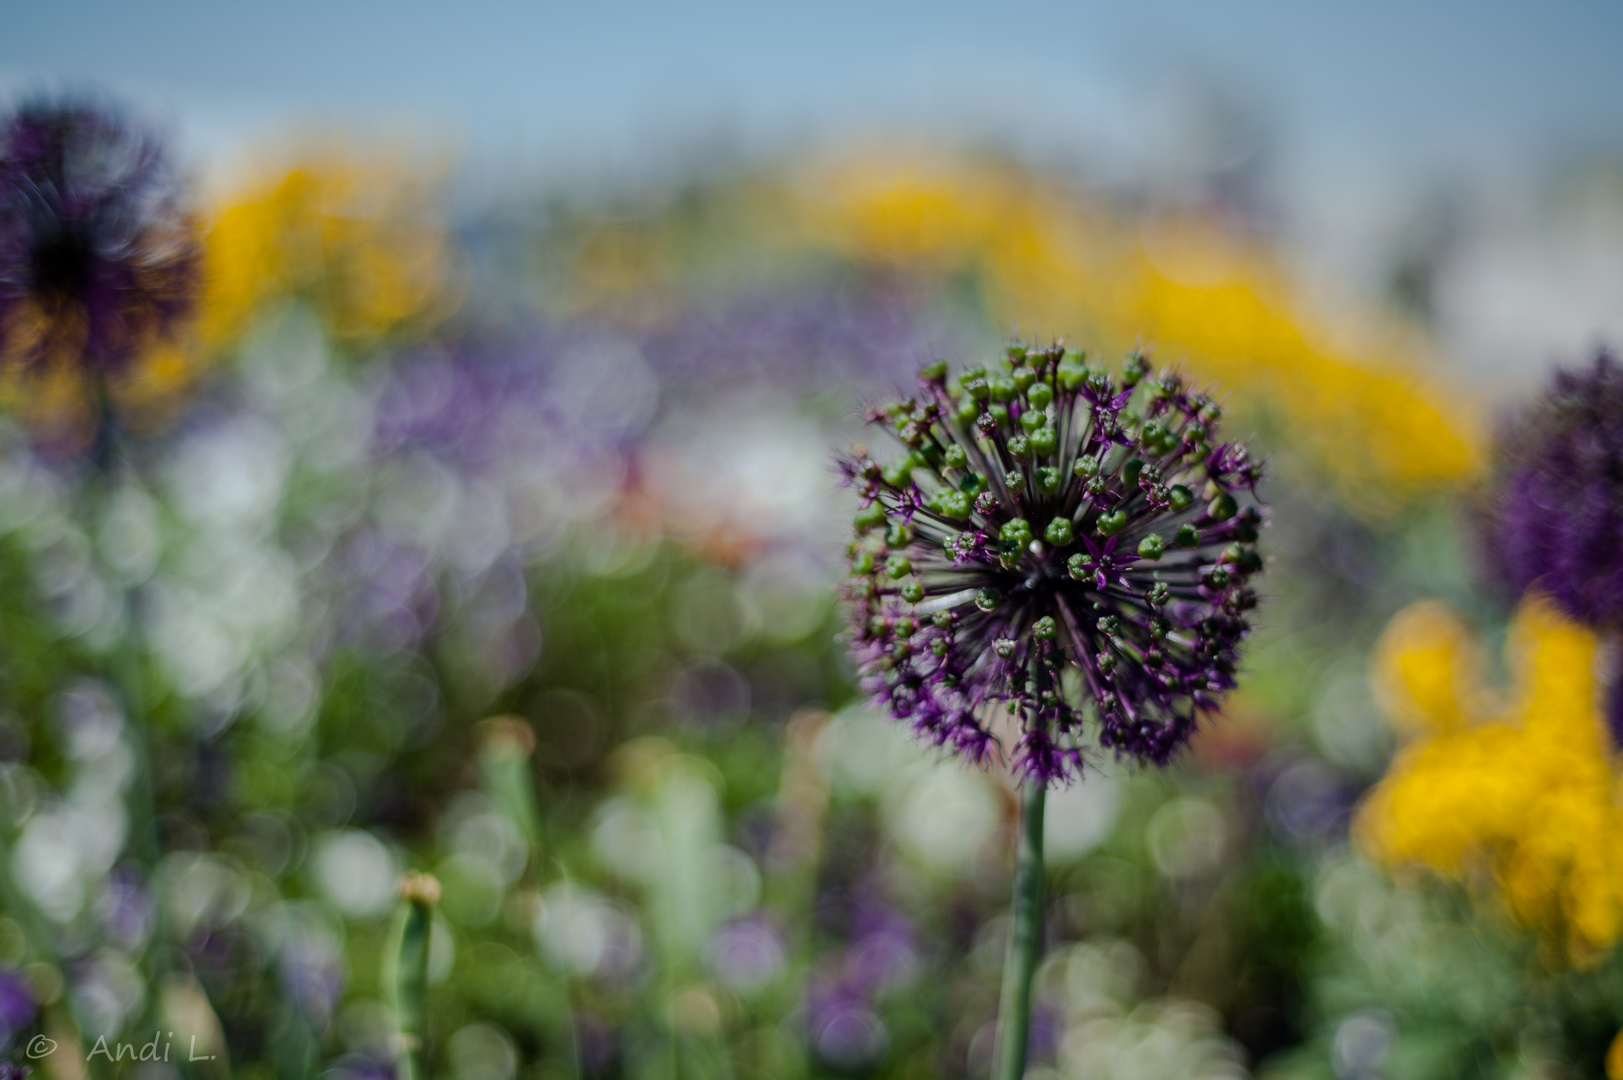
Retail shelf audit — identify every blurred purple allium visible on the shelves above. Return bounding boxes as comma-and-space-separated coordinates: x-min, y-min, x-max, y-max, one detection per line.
1489, 350, 1623, 736
325, 1054, 394, 1080
0, 966, 35, 1046
843, 902, 918, 996
803, 976, 889, 1072
94, 867, 156, 951
280, 930, 345, 1025
840, 345, 1263, 784
0, 99, 199, 375
705, 914, 787, 993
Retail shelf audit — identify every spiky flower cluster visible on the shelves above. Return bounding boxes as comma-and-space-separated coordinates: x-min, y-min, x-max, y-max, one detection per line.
1488, 350, 1623, 737
840, 344, 1263, 785
0, 99, 200, 376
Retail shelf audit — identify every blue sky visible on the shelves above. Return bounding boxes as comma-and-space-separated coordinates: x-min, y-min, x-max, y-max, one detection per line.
4, 0, 1621, 184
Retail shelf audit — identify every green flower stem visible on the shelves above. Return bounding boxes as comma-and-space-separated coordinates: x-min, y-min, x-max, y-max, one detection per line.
993, 782, 1046, 1080
394, 873, 440, 1080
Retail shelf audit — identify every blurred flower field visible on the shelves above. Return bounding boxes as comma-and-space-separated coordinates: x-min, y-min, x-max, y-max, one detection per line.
0, 97, 1620, 1080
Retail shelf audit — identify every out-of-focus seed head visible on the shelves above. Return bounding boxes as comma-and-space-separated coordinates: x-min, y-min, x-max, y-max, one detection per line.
838, 344, 1265, 785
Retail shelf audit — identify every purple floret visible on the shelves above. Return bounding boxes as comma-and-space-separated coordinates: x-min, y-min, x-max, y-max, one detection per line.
1488, 349, 1623, 737
0, 99, 199, 375
839, 344, 1264, 785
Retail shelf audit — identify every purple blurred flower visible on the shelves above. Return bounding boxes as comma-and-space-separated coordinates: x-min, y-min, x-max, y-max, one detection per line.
324, 1053, 394, 1080
1489, 351, 1623, 734
0, 99, 199, 376
280, 930, 345, 1025
839, 900, 919, 997
840, 345, 1264, 784
638, 283, 941, 399
0, 966, 35, 1047
94, 867, 156, 951
804, 976, 889, 1073
705, 914, 787, 993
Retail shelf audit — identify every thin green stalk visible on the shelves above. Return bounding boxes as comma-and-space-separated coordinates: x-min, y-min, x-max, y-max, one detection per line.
993, 782, 1046, 1080
394, 873, 440, 1080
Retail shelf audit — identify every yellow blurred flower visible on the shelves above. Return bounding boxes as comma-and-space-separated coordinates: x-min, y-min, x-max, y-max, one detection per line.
1356, 595, 1623, 956
201, 146, 459, 354
784, 149, 1480, 517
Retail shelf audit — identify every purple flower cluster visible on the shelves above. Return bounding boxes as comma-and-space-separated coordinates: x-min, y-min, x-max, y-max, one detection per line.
840, 344, 1263, 785
1491, 351, 1623, 624
1488, 350, 1623, 735
0, 99, 199, 375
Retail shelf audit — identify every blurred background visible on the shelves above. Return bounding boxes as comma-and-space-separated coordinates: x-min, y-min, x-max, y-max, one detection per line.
0, 3, 1621, 1078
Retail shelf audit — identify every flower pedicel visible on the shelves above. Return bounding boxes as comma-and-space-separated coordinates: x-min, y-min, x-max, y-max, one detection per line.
839, 341, 1263, 1080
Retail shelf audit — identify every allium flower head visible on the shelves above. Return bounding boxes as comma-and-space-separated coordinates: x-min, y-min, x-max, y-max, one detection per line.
0, 99, 200, 376
1490, 351, 1623, 627
840, 344, 1264, 785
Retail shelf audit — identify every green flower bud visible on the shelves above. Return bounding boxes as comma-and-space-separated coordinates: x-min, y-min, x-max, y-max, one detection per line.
1208, 492, 1238, 521
930, 490, 972, 520
1137, 533, 1165, 560
1175, 523, 1200, 547
1057, 363, 1087, 391
1146, 581, 1170, 607
1020, 409, 1047, 434
1122, 352, 1150, 386
943, 444, 969, 469
1096, 509, 1128, 536
1045, 517, 1074, 546
975, 587, 1001, 612
1096, 615, 1120, 636
900, 580, 926, 603
1000, 518, 1033, 548
930, 637, 950, 657
1168, 484, 1194, 511
885, 554, 912, 579
894, 616, 916, 638
1028, 426, 1058, 456
988, 375, 1017, 403
892, 641, 913, 661
1096, 651, 1118, 674
851, 551, 875, 575
994, 638, 1018, 659
1034, 465, 1061, 494
987, 403, 1010, 427
1034, 616, 1058, 640
886, 522, 914, 546
1026, 382, 1054, 410
1073, 455, 1100, 478
854, 503, 886, 531
963, 373, 991, 400
1067, 552, 1095, 580
1122, 458, 1143, 487
932, 611, 955, 629
957, 397, 982, 423
1007, 435, 1031, 461
1204, 566, 1232, 589
1012, 368, 1036, 392
919, 360, 949, 382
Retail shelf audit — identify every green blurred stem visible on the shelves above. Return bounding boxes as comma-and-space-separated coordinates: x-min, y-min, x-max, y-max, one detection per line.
993, 782, 1046, 1080
394, 878, 437, 1080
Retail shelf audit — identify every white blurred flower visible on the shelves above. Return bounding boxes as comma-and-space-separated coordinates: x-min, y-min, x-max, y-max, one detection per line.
312, 831, 399, 918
